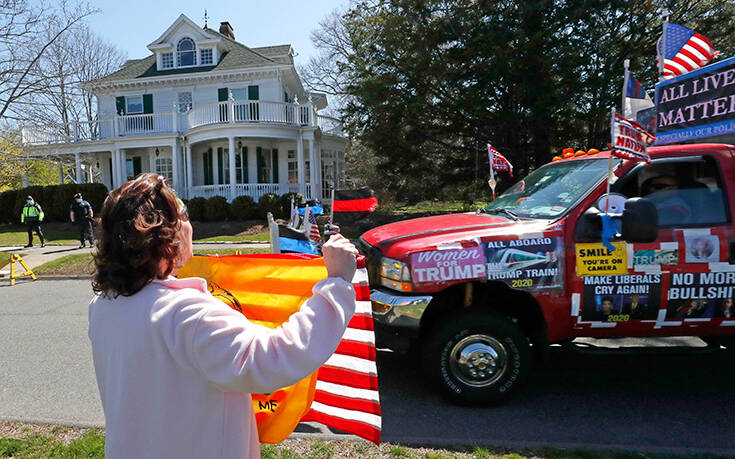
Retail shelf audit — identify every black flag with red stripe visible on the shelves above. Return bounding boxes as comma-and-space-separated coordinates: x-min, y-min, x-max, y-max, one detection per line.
332, 188, 378, 223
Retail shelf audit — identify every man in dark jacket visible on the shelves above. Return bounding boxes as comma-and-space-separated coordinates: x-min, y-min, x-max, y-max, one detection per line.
70, 193, 94, 248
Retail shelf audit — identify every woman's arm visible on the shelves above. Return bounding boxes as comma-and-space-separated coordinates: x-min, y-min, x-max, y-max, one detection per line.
186, 277, 355, 393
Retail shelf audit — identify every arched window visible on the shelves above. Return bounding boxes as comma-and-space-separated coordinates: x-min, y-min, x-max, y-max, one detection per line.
177, 37, 195, 67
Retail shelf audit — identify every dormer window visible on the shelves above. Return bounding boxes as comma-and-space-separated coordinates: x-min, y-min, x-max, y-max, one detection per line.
200, 48, 213, 65
161, 52, 173, 69
177, 37, 196, 67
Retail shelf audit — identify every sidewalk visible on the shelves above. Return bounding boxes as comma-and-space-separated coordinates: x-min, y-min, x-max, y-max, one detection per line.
0, 241, 271, 277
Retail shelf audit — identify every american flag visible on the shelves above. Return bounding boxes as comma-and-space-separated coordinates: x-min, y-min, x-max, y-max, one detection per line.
305, 207, 321, 243
301, 257, 381, 444
658, 23, 719, 79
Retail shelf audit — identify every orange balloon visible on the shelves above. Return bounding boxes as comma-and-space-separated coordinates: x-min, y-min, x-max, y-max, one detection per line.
587, 148, 600, 155
552, 156, 562, 162
575, 150, 586, 156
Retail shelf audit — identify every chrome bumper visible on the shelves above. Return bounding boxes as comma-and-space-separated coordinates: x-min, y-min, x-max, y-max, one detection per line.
370, 287, 432, 330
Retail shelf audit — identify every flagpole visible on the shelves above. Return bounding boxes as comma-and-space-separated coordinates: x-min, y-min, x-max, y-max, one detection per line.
329, 187, 335, 226
487, 144, 496, 200
607, 107, 616, 214
659, 9, 670, 81
622, 59, 630, 118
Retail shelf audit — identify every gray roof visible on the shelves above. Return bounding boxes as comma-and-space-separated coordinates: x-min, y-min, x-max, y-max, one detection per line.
90, 28, 288, 85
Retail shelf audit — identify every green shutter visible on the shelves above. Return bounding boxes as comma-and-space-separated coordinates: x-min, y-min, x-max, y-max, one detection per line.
256, 147, 264, 183
248, 85, 259, 100
143, 94, 153, 114
218, 88, 229, 101
217, 147, 224, 184
203, 149, 213, 185
133, 157, 142, 176
284, 92, 289, 102
116, 96, 126, 115
242, 147, 249, 183
272, 149, 279, 183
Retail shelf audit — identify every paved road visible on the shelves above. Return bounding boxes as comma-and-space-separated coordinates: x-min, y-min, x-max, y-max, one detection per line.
1, 279, 734, 454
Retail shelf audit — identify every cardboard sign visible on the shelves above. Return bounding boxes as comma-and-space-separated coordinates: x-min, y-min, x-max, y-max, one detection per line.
576, 243, 627, 276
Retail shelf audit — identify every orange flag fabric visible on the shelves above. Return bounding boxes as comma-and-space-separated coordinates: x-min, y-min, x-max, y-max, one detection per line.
177, 253, 381, 444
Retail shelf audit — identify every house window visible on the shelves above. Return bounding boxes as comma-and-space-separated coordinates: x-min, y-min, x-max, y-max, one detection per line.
288, 150, 297, 184
200, 48, 213, 65
177, 92, 192, 112
177, 37, 196, 67
161, 52, 173, 69
155, 158, 173, 183
126, 96, 143, 114
231, 88, 247, 100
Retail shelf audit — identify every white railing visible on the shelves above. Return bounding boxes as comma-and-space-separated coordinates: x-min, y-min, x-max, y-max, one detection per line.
21, 119, 113, 145
188, 100, 315, 129
116, 113, 174, 136
20, 100, 344, 146
317, 115, 345, 136
190, 183, 285, 202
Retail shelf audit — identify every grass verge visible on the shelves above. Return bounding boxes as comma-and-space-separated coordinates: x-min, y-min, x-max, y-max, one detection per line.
194, 231, 270, 242
0, 252, 12, 269
0, 224, 78, 246
0, 421, 720, 459
32, 248, 271, 276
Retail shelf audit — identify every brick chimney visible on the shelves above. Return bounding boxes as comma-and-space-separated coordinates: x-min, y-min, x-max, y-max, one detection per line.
219, 21, 234, 40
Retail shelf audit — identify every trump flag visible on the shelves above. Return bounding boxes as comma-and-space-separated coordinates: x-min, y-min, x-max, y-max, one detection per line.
177, 253, 381, 444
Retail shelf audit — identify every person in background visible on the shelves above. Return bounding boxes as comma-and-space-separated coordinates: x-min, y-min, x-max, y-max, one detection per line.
89, 173, 357, 459
70, 193, 95, 248
21, 195, 45, 248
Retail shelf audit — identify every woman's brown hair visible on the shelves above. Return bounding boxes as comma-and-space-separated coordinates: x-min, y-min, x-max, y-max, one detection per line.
93, 173, 184, 297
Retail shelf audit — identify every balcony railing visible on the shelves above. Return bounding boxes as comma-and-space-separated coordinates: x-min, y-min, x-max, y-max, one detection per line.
20, 100, 343, 147
187, 100, 313, 130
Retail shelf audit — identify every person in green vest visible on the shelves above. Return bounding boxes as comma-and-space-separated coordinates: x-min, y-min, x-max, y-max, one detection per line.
21, 195, 45, 248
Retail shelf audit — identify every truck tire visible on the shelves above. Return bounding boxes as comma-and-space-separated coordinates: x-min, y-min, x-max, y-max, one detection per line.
421, 312, 531, 405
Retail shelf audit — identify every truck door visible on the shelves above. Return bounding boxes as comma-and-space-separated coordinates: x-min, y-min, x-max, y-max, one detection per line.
573, 154, 734, 334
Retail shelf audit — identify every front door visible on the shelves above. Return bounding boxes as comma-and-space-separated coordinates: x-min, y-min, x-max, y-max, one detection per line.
573, 153, 734, 334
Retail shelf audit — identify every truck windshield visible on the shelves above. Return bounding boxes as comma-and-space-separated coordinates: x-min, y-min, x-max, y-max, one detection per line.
484, 158, 615, 219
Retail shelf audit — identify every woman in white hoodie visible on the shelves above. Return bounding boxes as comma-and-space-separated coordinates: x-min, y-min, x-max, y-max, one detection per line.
88, 173, 357, 459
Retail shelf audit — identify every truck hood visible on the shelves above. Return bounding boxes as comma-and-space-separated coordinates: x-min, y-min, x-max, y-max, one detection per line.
361, 213, 558, 259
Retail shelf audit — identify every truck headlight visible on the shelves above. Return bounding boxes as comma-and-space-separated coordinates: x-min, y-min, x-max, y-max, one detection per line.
379, 257, 412, 292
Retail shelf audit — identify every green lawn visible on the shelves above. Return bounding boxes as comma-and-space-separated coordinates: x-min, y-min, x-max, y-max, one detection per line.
0, 252, 11, 269
34, 254, 95, 276
0, 224, 78, 245
33, 248, 271, 276
380, 200, 489, 214
194, 231, 270, 242
0, 426, 714, 459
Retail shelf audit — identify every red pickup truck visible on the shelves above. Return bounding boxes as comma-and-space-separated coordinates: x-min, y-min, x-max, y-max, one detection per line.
360, 143, 735, 404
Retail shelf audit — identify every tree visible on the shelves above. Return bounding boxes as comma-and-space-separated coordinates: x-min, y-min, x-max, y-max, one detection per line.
0, 128, 56, 190
0, 0, 97, 123
306, 0, 735, 201
15, 23, 126, 139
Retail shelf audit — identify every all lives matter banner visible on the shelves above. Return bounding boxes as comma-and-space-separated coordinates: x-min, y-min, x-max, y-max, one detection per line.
655, 55, 735, 144
410, 237, 562, 290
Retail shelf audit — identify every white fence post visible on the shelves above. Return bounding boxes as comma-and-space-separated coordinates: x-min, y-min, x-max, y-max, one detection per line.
172, 104, 178, 133
228, 92, 235, 124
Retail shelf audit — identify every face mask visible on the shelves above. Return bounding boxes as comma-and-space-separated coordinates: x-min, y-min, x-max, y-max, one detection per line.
27, 200, 32, 204
75, 198, 81, 203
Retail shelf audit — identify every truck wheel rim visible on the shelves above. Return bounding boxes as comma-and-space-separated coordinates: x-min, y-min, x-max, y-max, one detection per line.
448, 334, 508, 388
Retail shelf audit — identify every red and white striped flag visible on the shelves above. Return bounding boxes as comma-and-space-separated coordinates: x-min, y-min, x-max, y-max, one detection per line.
301, 257, 381, 444
305, 207, 322, 244
658, 22, 719, 79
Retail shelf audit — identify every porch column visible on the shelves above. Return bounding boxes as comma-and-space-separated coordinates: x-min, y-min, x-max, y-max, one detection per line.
58, 162, 64, 184
314, 138, 323, 200
22, 172, 29, 187
75, 152, 82, 184
119, 149, 127, 185
308, 138, 317, 200
171, 141, 180, 191
185, 142, 193, 199
111, 149, 119, 187
228, 136, 236, 199
297, 131, 305, 195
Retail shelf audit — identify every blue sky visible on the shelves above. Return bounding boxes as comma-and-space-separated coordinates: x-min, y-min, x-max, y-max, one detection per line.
85, 0, 346, 67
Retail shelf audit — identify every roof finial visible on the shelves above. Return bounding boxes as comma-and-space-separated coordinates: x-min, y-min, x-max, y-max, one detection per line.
203, 9, 209, 28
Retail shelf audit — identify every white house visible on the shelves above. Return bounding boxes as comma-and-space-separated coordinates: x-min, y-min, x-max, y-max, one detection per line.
20, 14, 348, 202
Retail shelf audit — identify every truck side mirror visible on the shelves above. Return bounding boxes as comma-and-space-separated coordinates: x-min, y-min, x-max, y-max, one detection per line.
574, 207, 603, 242
621, 198, 658, 242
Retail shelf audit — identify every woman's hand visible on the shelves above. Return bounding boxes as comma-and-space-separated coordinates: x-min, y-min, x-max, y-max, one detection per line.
322, 234, 358, 282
